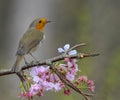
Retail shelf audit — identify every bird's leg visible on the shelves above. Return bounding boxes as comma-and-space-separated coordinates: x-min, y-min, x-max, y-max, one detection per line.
29, 52, 39, 63
23, 56, 31, 72
24, 56, 29, 65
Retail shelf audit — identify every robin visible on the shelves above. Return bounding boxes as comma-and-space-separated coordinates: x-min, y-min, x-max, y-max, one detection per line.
12, 18, 51, 72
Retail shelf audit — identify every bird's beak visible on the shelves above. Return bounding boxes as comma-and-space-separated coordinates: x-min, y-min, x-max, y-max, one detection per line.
47, 20, 51, 23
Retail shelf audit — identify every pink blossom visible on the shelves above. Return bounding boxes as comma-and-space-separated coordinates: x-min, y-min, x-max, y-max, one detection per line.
19, 92, 33, 98
88, 80, 94, 86
64, 58, 78, 82
78, 75, 88, 82
50, 74, 55, 83
30, 84, 41, 95
37, 66, 50, 74
66, 58, 78, 72
30, 66, 50, 77
37, 66, 50, 80
26, 92, 33, 98
89, 86, 95, 92
30, 67, 38, 76
53, 82, 64, 91
33, 76, 40, 83
71, 59, 78, 69
67, 62, 73, 68
64, 89, 71, 95
42, 81, 64, 92
50, 73, 60, 83
42, 81, 54, 91
19, 92, 26, 98
30, 65, 64, 93
65, 57, 70, 62
59, 83, 65, 88
66, 71, 75, 81
30, 66, 50, 83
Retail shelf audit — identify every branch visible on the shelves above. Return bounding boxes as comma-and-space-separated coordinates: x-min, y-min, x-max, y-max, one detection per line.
66, 43, 86, 53
0, 53, 99, 76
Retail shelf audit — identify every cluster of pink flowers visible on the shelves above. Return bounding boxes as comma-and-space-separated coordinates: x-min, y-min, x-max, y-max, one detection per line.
19, 44, 95, 98
75, 75, 95, 92
20, 66, 65, 98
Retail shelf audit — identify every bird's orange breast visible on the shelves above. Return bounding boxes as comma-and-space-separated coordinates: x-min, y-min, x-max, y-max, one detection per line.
36, 23, 44, 32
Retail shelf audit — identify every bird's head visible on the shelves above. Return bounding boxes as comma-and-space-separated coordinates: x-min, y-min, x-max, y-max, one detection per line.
29, 18, 51, 32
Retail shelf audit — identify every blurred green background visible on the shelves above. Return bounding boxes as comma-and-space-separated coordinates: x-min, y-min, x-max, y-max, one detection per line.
0, 0, 120, 100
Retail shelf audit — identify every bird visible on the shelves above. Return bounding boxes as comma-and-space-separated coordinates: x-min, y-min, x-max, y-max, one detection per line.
12, 18, 51, 72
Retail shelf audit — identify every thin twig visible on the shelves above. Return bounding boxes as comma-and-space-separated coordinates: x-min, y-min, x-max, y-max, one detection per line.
67, 43, 86, 53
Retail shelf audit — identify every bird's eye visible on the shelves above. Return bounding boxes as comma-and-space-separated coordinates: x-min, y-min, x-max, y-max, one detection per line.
39, 20, 42, 23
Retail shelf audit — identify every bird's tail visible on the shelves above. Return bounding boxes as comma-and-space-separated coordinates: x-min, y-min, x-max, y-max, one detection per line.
11, 55, 24, 72
12, 55, 30, 97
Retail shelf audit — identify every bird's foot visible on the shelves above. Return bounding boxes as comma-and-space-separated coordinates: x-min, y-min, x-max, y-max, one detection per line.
23, 56, 30, 66
11, 66, 22, 73
11, 66, 16, 72
25, 61, 28, 65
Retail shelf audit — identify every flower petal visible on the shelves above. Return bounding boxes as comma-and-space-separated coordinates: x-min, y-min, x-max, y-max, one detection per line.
30, 67, 38, 76
59, 64, 66, 67
58, 48, 65, 53
33, 76, 40, 83
67, 62, 73, 68
69, 50, 77, 55
54, 83, 62, 91
30, 84, 41, 95
64, 44, 70, 51
66, 72, 75, 81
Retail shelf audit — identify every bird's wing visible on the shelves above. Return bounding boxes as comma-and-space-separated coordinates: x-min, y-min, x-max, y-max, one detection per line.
16, 29, 44, 55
